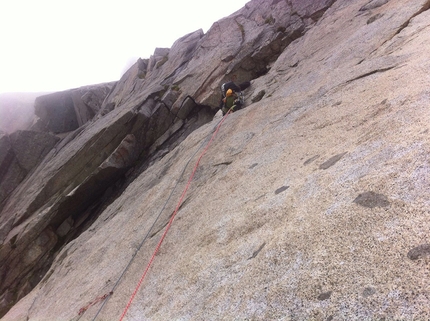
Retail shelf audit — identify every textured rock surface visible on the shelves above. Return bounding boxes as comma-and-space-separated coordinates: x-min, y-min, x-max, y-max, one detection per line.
9, 130, 60, 173
3, 0, 430, 319
0, 133, 24, 210
0, 130, 59, 211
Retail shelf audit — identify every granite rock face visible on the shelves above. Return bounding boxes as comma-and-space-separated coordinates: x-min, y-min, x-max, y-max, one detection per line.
9, 131, 60, 173
0, 130, 59, 212
3, 0, 430, 320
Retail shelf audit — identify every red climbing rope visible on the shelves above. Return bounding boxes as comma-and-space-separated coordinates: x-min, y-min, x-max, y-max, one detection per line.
79, 292, 112, 316
119, 111, 231, 321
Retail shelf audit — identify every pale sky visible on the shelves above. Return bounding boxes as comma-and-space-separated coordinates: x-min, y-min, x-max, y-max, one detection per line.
0, 0, 249, 94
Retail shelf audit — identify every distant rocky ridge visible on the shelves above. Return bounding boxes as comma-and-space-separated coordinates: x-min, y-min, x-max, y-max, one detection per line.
2, 0, 430, 319
0, 82, 116, 216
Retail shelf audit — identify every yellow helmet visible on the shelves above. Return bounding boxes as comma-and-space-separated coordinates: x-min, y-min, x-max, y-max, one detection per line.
226, 89, 233, 97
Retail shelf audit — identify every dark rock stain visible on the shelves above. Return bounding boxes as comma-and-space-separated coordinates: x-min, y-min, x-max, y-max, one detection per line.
249, 163, 258, 169
304, 155, 319, 165
254, 194, 265, 201
367, 13, 384, 24
407, 244, 430, 260
353, 191, 390, 208
363, 287, 376, 297
214, 161, 233, 166
317, 291, 332, 301
275, 186, 289, 194
252, 90, 266, 103
319, 152, 347, 169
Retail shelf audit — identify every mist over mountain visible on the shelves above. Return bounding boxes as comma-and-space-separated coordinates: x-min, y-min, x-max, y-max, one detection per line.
0, 92, 48, 134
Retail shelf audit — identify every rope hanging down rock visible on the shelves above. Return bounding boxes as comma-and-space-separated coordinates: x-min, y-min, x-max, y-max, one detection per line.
118, 109, 232, 321
84, 107, 233, 321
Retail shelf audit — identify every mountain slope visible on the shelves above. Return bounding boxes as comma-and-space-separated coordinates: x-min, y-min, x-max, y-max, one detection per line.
2, 0, 430, 320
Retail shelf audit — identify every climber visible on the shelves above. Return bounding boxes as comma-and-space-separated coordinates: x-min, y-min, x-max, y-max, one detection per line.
221, 89, 241, 115
219, 75, 251, 115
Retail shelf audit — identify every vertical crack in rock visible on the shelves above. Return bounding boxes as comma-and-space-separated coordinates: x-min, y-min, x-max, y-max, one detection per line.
236, 19, 246, 43
248, 242, 266, 260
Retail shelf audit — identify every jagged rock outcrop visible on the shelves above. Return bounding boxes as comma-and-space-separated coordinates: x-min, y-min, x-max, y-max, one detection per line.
99, 0, 335, 118
34, 82, 116, 133
3, 0, 430, 319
